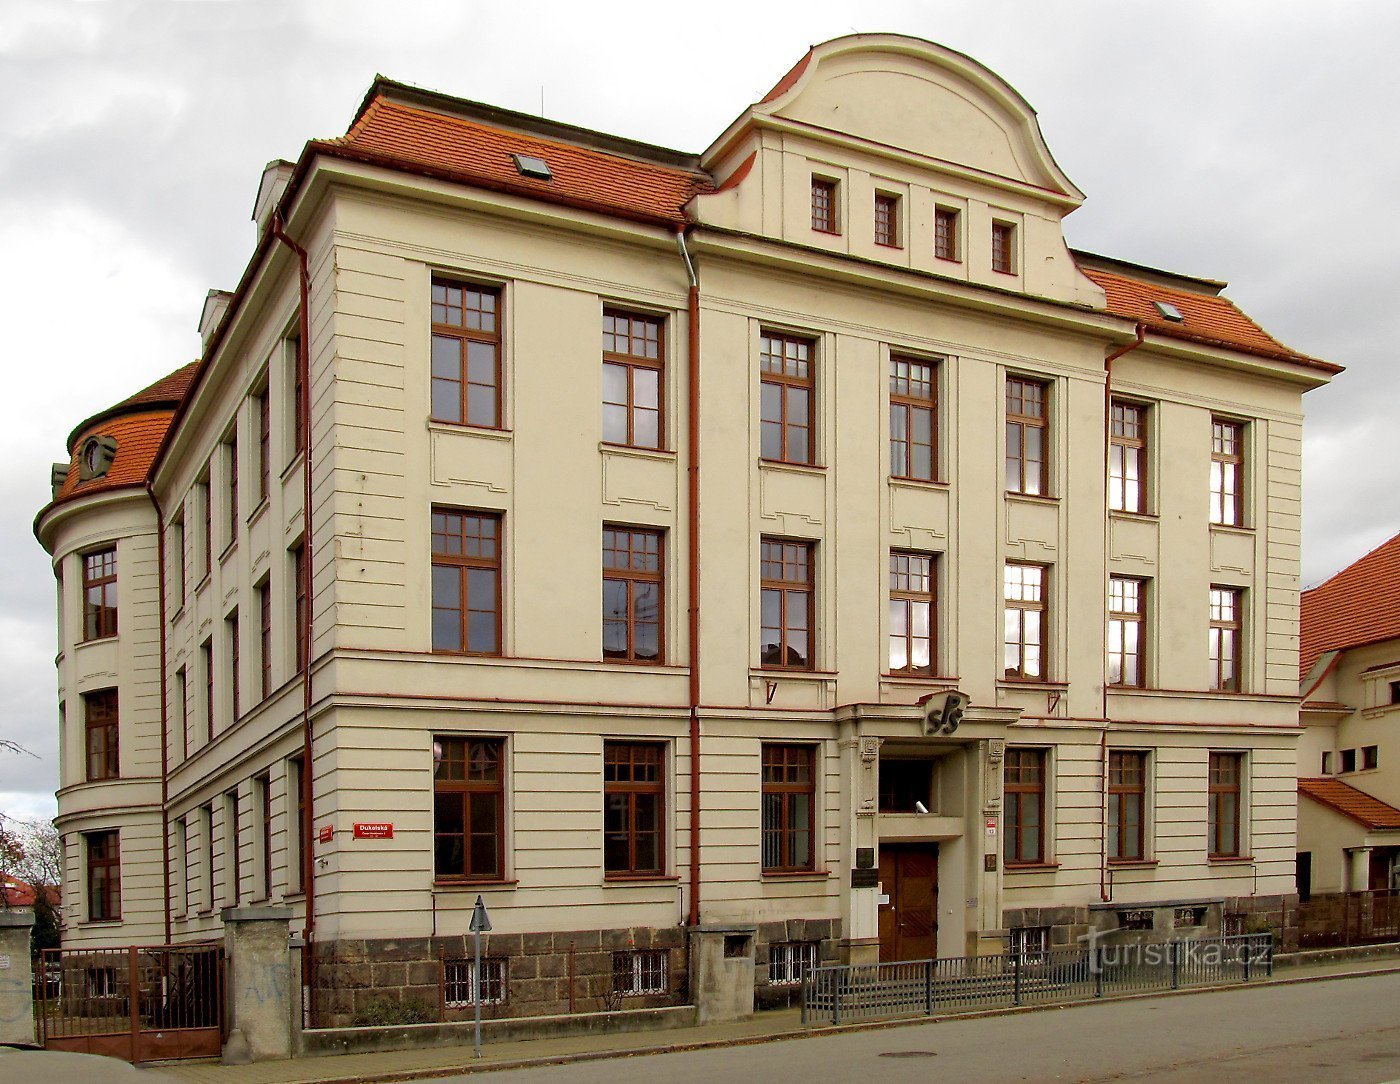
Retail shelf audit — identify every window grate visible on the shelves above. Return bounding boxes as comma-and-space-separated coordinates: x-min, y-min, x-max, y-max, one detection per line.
769, 941, 819, 986
612, 950, 667, 996
444, 957, 507, 1007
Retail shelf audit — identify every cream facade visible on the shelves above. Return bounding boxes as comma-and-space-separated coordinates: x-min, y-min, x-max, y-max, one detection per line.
37, 35, 1334, 1023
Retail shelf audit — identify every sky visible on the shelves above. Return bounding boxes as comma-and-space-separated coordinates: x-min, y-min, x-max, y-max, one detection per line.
2, 1, 1396, 823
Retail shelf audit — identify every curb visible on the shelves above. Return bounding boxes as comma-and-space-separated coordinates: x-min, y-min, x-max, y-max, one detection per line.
240, 962, 1400, 1084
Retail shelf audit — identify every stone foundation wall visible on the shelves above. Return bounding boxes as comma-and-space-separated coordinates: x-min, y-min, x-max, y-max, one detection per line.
1003, 896, 1298, 951
753, 918, 841, 1009
311, 926, 689, 1028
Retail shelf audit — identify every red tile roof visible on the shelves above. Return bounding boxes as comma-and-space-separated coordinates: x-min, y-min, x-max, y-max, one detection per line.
56, 410, 180, 502
1299, 778, 1400, 831
66, 361, 199, 453
1300, 531, 1400, 677
1079, 265, 1337, 372
323, 98, 712, 228
1, 873, 59, 909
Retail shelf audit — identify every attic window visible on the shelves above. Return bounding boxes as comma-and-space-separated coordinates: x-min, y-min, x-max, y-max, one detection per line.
79, 436, 119, 481
512, 154, 552, 181
1152, 300, 1185, 322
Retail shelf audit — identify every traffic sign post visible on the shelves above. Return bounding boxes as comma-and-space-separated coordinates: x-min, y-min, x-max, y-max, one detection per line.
469, 894, 492, 1058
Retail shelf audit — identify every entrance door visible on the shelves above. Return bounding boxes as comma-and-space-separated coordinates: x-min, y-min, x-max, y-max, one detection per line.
877, 844, 938, 962
1369, 848, 1395, 892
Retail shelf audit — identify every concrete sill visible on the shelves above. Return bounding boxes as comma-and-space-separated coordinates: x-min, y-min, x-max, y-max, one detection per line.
1107, 859, 1160, 869
1208, 856, 1255, 865
432, 879, 519, 891
1004, 863, 1061, 873
604, 875, 681, 885
760, 870, 831, 881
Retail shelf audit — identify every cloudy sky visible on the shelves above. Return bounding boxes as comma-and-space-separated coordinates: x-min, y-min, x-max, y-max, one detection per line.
2, 1, 1396, 822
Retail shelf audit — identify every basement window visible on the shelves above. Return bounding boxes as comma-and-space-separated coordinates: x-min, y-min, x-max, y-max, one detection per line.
511, 153, 552, 180
1152, 300, 1185, 322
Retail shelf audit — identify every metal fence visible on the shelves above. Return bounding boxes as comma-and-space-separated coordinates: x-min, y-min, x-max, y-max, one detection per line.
1296, 890, 1400, 949
802, 934, 1272, 1025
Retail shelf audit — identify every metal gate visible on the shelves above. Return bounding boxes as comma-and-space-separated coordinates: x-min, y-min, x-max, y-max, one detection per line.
37, 943, 225, 1063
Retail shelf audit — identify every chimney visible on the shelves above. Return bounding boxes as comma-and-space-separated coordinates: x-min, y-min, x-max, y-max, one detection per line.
252, 160, 296, 239
199, 289, 234, 351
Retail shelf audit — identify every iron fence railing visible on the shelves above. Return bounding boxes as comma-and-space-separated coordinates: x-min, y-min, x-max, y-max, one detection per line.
801, 933, 1272, 1025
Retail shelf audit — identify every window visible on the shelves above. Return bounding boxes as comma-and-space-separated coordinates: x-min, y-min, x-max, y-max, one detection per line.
256, 773, 272, 900
1108, 751, 1147, 861
175, 667, 188, 762
874, 192, 899, 247
1109, 401, 1147, 513
1391, 681, 1400, 705
178, 817, 190, 915
256, 390, 270, 506
810, 177, 837, 233
1363, 745, 1379, 771
769, 941, 819, 986
602, 310, 663, 450
86, 830, 120, 921
992, 220, 1016, 274
602, 526, 663, 663
226, 789, 241, 905
1209, 586, 1242, 692
1208, 752, 1243, 858
603, 741, 664, 876
84, 689, 119, 781
258, 581, 272, 699
889, 356, 937, 481
1003, 562, 1047, 681
934, 206, 960, 262
878, 759, 933, 814
1321, 751, 1334, 775
761, 744, 816, 872
225, 435, 238, 548
445, 958, 507, 1007
889, 551, 935, 675
171, 518, 186, 609
202, 802, 215, 909
227, 610, 240, 720
431, 509, 502, 655
1009, 926, 1049, 963
1006, 377, 1048, 495
288, 332, 304, 464
431, 279, 502, 428
1340, 748, 1357, 773
760, 331, 814, 465
82, 548, 118, 640
613, 950, 668, 996
433, 737, 505, 882
760, 538, 814, 669
201, 639, 214, 743
288, 756, 305, 894
199, 477, 211, 580
1210, 419, 1244, 526
1108, 577, 1146, 688
292, 542, 307, 671
1004, 748, 1046, 865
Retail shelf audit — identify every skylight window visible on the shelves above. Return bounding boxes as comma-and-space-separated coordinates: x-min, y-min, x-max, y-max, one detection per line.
1152, 299, 1185, 322
512, 153, 552, 181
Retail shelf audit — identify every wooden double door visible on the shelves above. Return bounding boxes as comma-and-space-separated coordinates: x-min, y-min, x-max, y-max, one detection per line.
878, 844, 939, 962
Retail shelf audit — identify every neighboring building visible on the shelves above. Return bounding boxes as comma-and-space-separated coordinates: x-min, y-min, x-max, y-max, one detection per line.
1, 873, 60, 912
35, 34, 1337, 1024
1298, 532, 1400, 895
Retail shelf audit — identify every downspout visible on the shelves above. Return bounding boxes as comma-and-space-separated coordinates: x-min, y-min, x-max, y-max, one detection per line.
271, 211, 316, 1016
1100, 322, 1147, 902
676, 226, 701, 927
147, 480, 173, 944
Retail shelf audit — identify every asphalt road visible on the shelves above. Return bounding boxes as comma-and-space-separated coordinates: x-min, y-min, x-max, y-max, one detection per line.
430, 971, 1400, 1083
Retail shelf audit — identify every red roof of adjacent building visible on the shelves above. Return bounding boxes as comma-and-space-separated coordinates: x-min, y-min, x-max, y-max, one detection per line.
324, 97, 712, 228
1, 873, 59, 909
1299, 778, 1400, 831
1300, 531, 1400, 677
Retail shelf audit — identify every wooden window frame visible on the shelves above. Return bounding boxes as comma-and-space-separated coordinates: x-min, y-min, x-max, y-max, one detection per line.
288, 756, 305, 894
1005, 376, 1049, 496
201, 639, 214, 743
602, 526, 664, 664
1208, 752, 1243, 858
292, 543, 308, 672
82, 547, 118, 641
810, 177, 838, 234
256, 772, 273, 901
1340, 748, 1356, 774
171, 518, 186, 610
1108, 750, 1147, 861
175, 667, 188, 762
1209, 586, 1242, 692
84, 688, 119, 782
202, 802, 215, 909
227, 610, 240, 721
86, 830, 121, 922
431, 278, 503, 430
934, 206, 960, 262
1003, 562, 1047, 681
1109, 400, 1148, 514
1003, 748, 1047, 866
288, 332, 304, 467
199, 478, 212, 582
992, 220, 1016, 274
225, 435, 238, 549
760, 331, 816, 466
1210, 419, 1245, 526
226, 789, 241, 906
256, 390, 270, 507
433, 736, 506, 883
431, 508, 503, 656
258, 581, 272, 700
889, 551, 936, 676
889, 355, 938, 482
874, 192, 899, 248
602, 310, 664, 451
603, 741, 666, 877
761, 743, 817, 873
1108, 576, 1146, 688
760, 538, 815, 671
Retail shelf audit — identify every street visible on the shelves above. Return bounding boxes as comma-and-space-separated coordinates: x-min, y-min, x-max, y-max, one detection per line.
431, 972, 1400, 1083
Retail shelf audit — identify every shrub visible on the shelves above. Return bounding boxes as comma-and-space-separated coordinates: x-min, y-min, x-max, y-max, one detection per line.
349, 997, 435, 1027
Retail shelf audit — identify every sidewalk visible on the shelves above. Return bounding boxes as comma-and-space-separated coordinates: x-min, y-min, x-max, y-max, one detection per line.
147, 954, 1400, 1084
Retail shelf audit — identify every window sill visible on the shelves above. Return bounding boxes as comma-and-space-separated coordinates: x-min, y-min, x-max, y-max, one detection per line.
77, 634, 119, 646
752, 667, 837, 679
428, 420, 512, 440
761, 869, 831, 881
889, 475, 949, 490
881, 672, 960, 684
600, 442, 675, 460
432, 879, 519, 891
1110, 509, 1158, 522
811, 228, 841, 238
874, 241, 903, 251
934, 255, 962, 265
1209, 523, 1254, 535
195, 574, 212, 595
219, 540, 238, 565
170, 606, 185, 624
759, 458, 825, 474
998, 679, 1069, 691
77, 919, 124, 927
1004, 862, 1060, 873
246, 498, 269, 528
1004, 491, 1059, 504
280, 452, 305, 483
604, 874, 680, 885
1208, 856, 1255, 865
992, 268, 1018, 277
1107, 858, 1159, 869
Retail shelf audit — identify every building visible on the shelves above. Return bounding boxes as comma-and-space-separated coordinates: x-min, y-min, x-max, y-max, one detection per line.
35, 35, 1338, 1025
1297, 532, 1400, 896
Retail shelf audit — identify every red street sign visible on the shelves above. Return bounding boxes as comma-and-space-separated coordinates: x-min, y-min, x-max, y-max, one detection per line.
318, 824, 334, 844
353, 822, 394, 839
